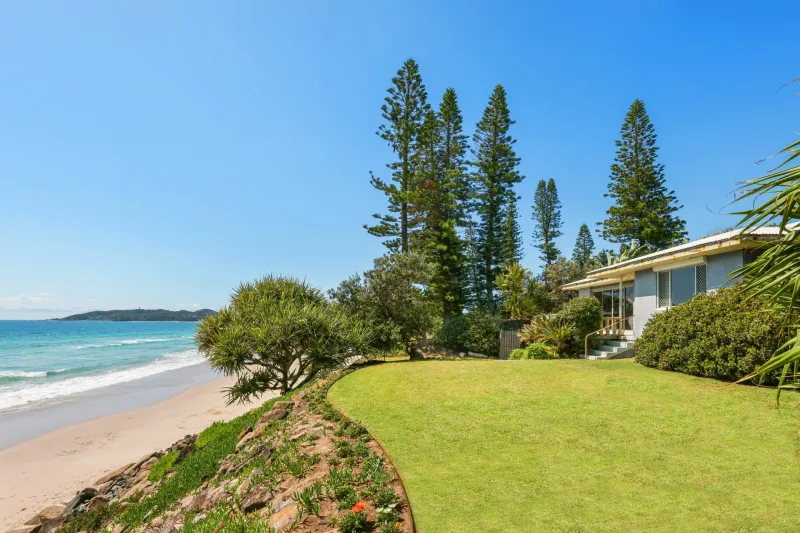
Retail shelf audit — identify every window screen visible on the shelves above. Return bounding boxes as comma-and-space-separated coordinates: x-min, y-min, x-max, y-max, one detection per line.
658, 271, 670, 308
695, 264, 707, 294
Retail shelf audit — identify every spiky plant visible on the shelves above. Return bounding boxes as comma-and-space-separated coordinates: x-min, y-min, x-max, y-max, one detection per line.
733, 84, 800, 402
196, 276, 370, 402
519, 316, 571, 354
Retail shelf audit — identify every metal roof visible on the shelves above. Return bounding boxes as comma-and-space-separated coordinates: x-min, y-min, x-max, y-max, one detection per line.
562, 225, 784, 290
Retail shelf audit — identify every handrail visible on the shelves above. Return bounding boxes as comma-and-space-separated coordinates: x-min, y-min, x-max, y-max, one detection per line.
584, 317, 627, 359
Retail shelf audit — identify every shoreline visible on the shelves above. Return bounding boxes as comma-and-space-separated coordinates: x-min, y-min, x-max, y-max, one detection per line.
0, 372, 265, 531
0, 362, 221, 449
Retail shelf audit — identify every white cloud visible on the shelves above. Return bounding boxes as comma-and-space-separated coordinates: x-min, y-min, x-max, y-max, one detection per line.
176, 303, 203, 310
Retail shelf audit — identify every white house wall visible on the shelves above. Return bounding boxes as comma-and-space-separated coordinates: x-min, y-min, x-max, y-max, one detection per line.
633, 269, 658, 338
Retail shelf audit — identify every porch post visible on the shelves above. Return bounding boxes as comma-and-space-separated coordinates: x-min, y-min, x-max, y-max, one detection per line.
618, 278, 623, 333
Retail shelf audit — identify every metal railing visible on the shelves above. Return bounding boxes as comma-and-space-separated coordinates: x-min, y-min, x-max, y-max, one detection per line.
584, 317, 627, 359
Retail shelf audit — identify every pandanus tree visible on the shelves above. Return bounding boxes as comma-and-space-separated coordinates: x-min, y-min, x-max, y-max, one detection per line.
196, 276, 370, 403
733, 84, 800, 402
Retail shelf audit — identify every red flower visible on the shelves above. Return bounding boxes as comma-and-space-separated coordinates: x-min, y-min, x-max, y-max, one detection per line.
351, 501, 368, 513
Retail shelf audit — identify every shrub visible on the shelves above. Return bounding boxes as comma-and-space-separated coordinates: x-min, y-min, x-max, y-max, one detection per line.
329, 253, 438, 357
431, 315, 468, 352
557, 296, 601, 350
197, 276, 370, 399
634, 284, 785, 382
509, 342, 557, 360
432, 310, 500, 357
463, 309, 500, 356
519, 316, 571, 354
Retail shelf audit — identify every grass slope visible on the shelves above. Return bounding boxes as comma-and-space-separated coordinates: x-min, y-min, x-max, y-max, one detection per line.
328, 360, 800, 533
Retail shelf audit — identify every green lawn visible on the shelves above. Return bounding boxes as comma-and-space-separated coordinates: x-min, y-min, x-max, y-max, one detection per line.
328, 360, 800, 533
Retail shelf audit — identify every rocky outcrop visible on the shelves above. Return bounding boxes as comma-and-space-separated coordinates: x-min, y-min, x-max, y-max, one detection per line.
7, 373, 414, 533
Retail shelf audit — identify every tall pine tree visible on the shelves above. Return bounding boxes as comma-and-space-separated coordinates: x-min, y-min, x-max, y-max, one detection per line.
462, 222, 486, 310
501, 193, 523, 266
416, 91, 469, 320
470, 85, 523, 313
531, 178, 563, 267
572, 223, 595, 270
599, 99, 686, 249
365, 58, 430, 253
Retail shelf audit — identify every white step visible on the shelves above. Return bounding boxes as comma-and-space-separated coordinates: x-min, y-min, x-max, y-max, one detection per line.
589, 345, 635, 360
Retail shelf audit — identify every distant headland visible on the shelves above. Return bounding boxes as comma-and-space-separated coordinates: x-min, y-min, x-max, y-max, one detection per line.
54, 309, 217, 321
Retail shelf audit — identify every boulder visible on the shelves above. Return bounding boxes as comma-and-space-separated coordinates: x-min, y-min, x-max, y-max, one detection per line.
87, 494, 112, 509
24, 506, 64, 526
178, 494, 194, 509
190, 486, 226, 513
92, 480, 113, 494
241, 485, 274, 513
261, 402, 293, 423
139, 456, 159, 471
65, 488, 97, 514
235, 432, 257, 452
39, 515, 68, 533
268, 502, 298, 532
120, 478, 151, 501
167, 435, 197, 462
94, 464, 134, 486
235, 470, 262, 499
133, 450, 162, 470
8, 525, 42, 533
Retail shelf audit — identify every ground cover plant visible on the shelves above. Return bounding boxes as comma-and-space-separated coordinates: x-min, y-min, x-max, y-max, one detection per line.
54, 370, 412, 533
329, 360, 800, 533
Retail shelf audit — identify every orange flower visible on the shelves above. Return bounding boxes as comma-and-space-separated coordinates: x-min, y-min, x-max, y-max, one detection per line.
351, 500, 368, 513
338, 436, 345, 441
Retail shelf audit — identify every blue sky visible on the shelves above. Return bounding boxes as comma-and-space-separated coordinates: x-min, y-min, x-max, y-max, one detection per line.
1, 1, 798, 319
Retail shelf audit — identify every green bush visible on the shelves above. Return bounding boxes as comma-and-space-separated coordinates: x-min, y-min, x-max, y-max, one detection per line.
509, 342, 557, 360
464, 309, 500, 356
557, 297, 601, 352
519, 316, 571, 354
634, 284, 784, 382
431, 315, 468, 352
432, 310, 500, 357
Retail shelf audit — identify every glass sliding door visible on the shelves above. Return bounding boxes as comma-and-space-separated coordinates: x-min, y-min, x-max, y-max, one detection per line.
594, 285, 634, 330
624, 286, 634, 330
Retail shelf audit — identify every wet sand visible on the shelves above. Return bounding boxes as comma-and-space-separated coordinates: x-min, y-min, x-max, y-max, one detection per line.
0, 369, 266, 531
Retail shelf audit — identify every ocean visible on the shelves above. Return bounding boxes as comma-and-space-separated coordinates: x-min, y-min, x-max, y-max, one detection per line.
0, 320, 204, 413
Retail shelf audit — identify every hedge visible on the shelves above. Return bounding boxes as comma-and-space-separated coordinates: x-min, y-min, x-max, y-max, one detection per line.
634, 284, 784, 382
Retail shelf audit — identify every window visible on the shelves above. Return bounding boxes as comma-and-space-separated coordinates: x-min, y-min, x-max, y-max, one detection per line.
657, 264, 707, 309
658, 271, 670, 308
696, 264, 707, 293
671, 266, 695, 305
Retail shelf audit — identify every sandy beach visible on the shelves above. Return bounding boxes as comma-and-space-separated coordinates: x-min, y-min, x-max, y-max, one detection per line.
0, 374, 268, 531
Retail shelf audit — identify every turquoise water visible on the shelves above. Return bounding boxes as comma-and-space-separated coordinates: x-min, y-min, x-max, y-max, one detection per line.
0, 321, 202, 412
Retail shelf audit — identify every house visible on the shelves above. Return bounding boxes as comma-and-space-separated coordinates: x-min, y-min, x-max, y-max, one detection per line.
561, 227, 782, 359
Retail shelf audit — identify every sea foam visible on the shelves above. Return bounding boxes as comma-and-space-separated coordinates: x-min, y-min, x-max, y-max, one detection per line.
73, 338, 175, 349
0, 350, 205, 411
